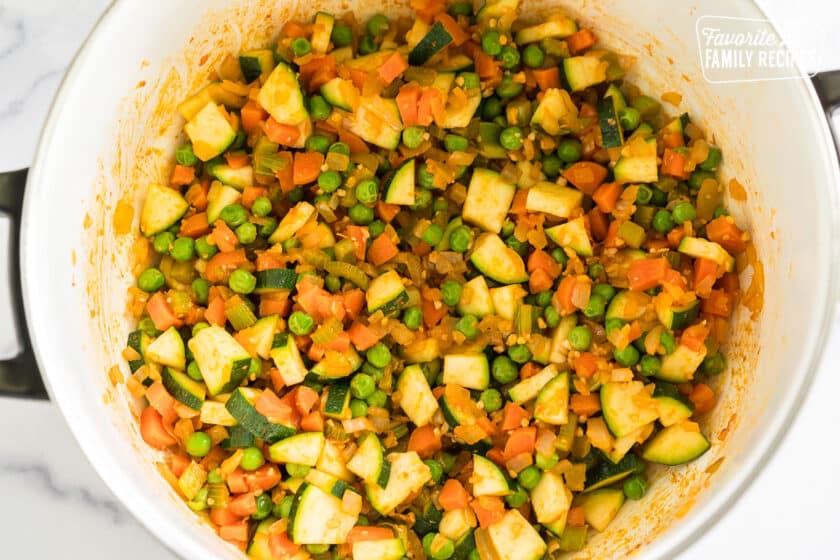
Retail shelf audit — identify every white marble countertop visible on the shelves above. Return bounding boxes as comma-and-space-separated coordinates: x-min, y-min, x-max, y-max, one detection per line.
1, 1, 839, 558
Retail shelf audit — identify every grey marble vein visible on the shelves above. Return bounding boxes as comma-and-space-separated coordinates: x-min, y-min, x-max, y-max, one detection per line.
0, 10, 25, 61
0, 67, 63, 121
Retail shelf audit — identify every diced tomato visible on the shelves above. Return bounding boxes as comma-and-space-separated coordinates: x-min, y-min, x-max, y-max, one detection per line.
627, 257, 669, 291
170, 164, 195, 186
503, 426, 536, 462
140, 407, 176, 449
146, 292, 182, 331
212, 220, 239, 253
338, 128, 370, 154
228, 492, 258, 517
688, 383, 717, 414
570, 393, 601, 416
471, 496, 505, 528
438, 479, 470, 511
293, 151, 324, 185
269, 531, 301, 558
681, 323, 710, 352
567, 507, 586, 527
343, 289, 365, 320
367, 234, 399, 266
376, 200, 401, 223
346, 526, 395, 546
293, 385, 320, 414
180, 212, 210, 238
573, 352, 599, 379
185, 181, 209, 211
554, 275, 578, 315
660, 148, 690, 179
706, 216, 747, 254
501, 402, 529, 431
210, 507, 243, 527
241, 186, 267, 210
246, 464, 282, 492
567, 28, 597, 54
531, 67, 560, 90
396, 85, 421, 127
563, 161, 608, 194
300, 410, 324, 432
702, 289, 732, 317
274, 151, 295, 193
169, 453, 190, 477
240, 100, 267, 134
694, 257, 721, 298
592, 181, 623, 213
348, 321, 381, 351
378, 52, 409, 85
219, 522, 249, 543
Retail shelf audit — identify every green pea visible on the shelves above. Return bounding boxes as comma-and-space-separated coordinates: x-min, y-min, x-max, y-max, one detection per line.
632, 94, 661, 119
623, 474, 647, 500
534, 291, 552, 308
331, 23, 353, 47
498, 45, 520, 69
568, 325, 592, 351
500, 220, 515, 238
421, 224, 444, 246
350, 399, 369, 418
583, 294, 607, 319
455, 314, 480, 340
153, 231, 175, 254
427, 534, 455, 560
541, 154, 562, 178
351, 373, 376, 400
432, 198, 449, 214
544, 306, 560, 328
305, 134, 331, 154
367, 389, 388, 408
639, 355, 661, 377
402, 126, 426, 149
170, 237, 195, 261
187, 360, 204, 381
672, 201, 697, 224
358, 34, 378, 55
480, 389, 503, 413
650, 187, 668, 207
138, 268, 165, 292
355, 179, 379, 205
449, 226, 473, 253
659, 331, 676, 355
239, 447, 265, 471
652, 209, 675, 233
229, 269, 256, 294
492, 355, 519, 384
220, 204, 248, 228
522, 44, 545, 68
282, 237, 299, 251
449, 1, 472, 16
349, 203, 375, 225
317, 170, 342, 193
614, 344, 641, 367
636, 184, 654, 205
618, 106, 641, 131
251, 493, 273, 520
291, 37, 312, 57
368, 220, 386, 238
259, 217, 278, 238
713, 206, 729, 219
402, 307, 423, 330
556, 137, 583, 163
411, 189, 433, 210
505, 484, 529, 507
536, 452, 559, 470
274, 495, 294, 518
286, 463, 310, 478
309, 95, 331, 121
444, 134, 469, 153
186, 431, 211, 457
176, 143, 199, 166
689, 169, 716, 191
702, 352, 726, 375
324, 274, 341, 293
481, 30, 502, 55
289, 311, 315, 335
499, 126, 523, 150
367, 13, 389, 36
190, 278, 210, 304
588, 263, 605, 282
551, 248, 569, 267
508, 344, 532, 364
424, 459, 444, 484
517, 466, 541, 490
592, 283, 616, 303
236, 222, 257, 244
482, 97, 503, 119
249, 197, 272, 218
187, 487, 209, 512
496, 74, 523, 99
417, 163, 436, 189
441, 281, 463, 306
699, 146, 722, 171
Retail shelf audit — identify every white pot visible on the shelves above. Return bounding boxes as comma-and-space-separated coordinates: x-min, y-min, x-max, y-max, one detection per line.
4, 0, 839, 558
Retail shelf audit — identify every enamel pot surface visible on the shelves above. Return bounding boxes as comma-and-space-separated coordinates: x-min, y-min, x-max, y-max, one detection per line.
3, 0, 839, 558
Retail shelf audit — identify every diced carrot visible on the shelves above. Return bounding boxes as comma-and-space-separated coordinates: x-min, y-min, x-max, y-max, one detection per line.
204, 296, 226, 326
662, 129, 685, 149
255, 251, 284, 272
269, 531, 301, 558
706, 216, 747, 254
702, 289, 732, 317
681, 323, 710, 352
346, 526, 395, 545
227, 469, 249, 494
146, 292, 182, 331
519, 362, 541, 380
417, 88, 444, 126
627, 257, 670, 291
660, 148, 690, 179
343, 66, 369, 91
476, 416, 498, 436
300, 410, 324, 432
422, 294, 448, 328
343, 289, 366, 320
210, 507, 243, 527
146, 381, 177, 424
592, 181, 623, 213
345, 225, 370, 261
171, 164, 195, 186
688, 383, 717, 414
438, 479, 470, 511
241, 186, 267, 210
240, 100, 267, 134
212, 220, 239, 253
260, 292, 290, 318
501, 402, 529, 431
274, 151, 295, 193
588, 208, 609, 241
407, 424, 442, 458
667, 226, 686, 249
224, 152, 250, 169
348, 321, 381, 351
246, 464, 282, 492
471, 496, 505, 528
265, 117, 302, 146
603, 219, 622, 248
228, 492, 258, 517
281, 21, 310, 38
219, 522, 249, 543
325, 331, 351, 352
570, 393, 601, 416
486, 447, 506, 466
411, 0, 447, 21
528, 268, 554, 294
719, 271, 740, 297
510, 188, 530, 215
185, 180, 209, 211
503, 426, 536, 462
435, 13, 470, 46
567, 507, 586, 527
376, 200, 401, 223
474, 50, 500, 80
367, 234, 400, 266
180, 212, 210, 238
693, 257, 721, 298
293, 151, 324, 185
532, 66, 560, 90
378, 52, 409, 85
170, 453, 191, 477
333, 127, 366, 154
396, 85, 421, 127
567, 28, 597, 54
554, 275, 578, 315
255, 389, 293, 419
663, 268, 687, 290
140, 407, 176, 449
527, 249, 560, 277
563, 161, 608, 195
573, 352, 600, 379
294, 385, 320, 414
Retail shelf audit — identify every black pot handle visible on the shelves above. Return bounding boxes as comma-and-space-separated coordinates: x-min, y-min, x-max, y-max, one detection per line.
0, 169, 47, 399
813, 70, 840, 139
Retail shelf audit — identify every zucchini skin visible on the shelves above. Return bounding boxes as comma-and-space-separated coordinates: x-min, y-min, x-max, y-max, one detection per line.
408, 22, 453, 66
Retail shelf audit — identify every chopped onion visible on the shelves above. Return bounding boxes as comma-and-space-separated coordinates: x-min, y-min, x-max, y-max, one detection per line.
535, 429, 557, 456
505, 452, 533, 474
343, 417, 374, 433
570, 280, 591, 310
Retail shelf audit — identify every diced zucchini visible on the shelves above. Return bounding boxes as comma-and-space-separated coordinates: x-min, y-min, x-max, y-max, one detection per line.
221, 424, 256, 449
614, 137, 658, 184
607, 425, 653, 464
269, 333, 307, 386
254, 269, 296, 294
438, 384, 482, 427
239, 49, 275, 83
320, 77, 360, 112
184, 102, 237, 161
311, 12, 335, 54
600, 381, 659, 438
177, 83, 246, 121
509, 364, 559, 403
126, 330, 152, 373
383, 158, 416, 206
678, 237, 735, 271
656, 344, 707, 383
144, 327, 186, 370
476, 0, 520, 30
470, 454, 510, 497
408, 21, 453, 66
226, 388, 296, 443
366, 270, 408, 315
563, 55, 608, 92
206, 181, 241, 224
235, 314, 279, 359
269, 432, 325, 466
530, 88, 578, 136
188, 326, 252, 395
642, 420, 710, 465
442, 90, 482, 129
140, 183, 189, 236
268, 201, 316, 244
317, 439, 354, 481
457, 276, 495, 318
258, 62, 309, 125
200, 400, 238, 426
577, 488, 625, 532
489, 285, 527, 322
289, 483, 357, 544
439, 508, 476, 541
598, 95, 623, 148
656, 298, 700, 330
322, 380, 352, 420
366, 452, 432, 515
402, 338, 442, 364
478, 509, 546, 560
552, 525, 588, 551
207, 161, 254, 191
531, 471, 572, 526
311, 348, 363, 380
477, 122, 507, 159
545, 216, 592, 257
605, 290, 651, 321
526, 182, 584, 219
353, 538, 405, 560
247, 517, 277, 559
515, 16, 578, 44
443, 354, 490, 391
462, 168, 515, 234
548, 315, 577, 364
604, 83, 627, 112
162, 367, 205, 410
397, 364, 440, 427
342, 95, 402, 150
470, 233, 529, 285
534, 371, 569, 425
584, 452, 643, 492
653, 382, 695, 427
347, 433, 391, 487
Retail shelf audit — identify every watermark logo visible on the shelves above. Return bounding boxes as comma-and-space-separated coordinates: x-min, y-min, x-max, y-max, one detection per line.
696, 16, 818, 83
